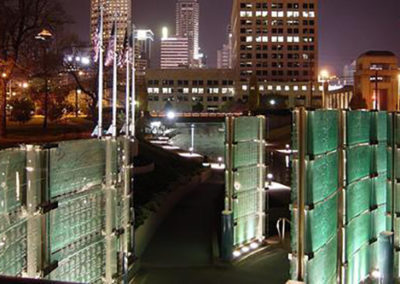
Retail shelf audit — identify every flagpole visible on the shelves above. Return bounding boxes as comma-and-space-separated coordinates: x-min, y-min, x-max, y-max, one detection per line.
112, 16, 118, 138
98, 5, 104, 138
130, 25, 136, 137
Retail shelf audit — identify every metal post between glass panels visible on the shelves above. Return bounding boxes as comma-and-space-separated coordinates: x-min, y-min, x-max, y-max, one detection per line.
26, 145, 44, 278
296, 108, 306, 282
105, 138, 118, 282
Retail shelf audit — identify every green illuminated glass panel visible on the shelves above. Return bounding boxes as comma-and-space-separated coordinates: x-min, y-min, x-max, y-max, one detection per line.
233, 142, 261, 168
345, 179, 371, 222
50, 187, 104, 253
394, 216, 400, 249
49, 240, 105, 283
233, 214, 259, 246
234, 117, 262, 141
306, 151, 339, 205
371, 111, 388, 142
305, 193, 338, 253
346, 145, 371, 184
0, 218, 27, 276
0, 149, 25, 213
50, 140, 106, 199
307, 110, 339, 155
346, 243, 370, 284
372, 143, 387, 174
347, 111, 371, 145
233, 190, 258, 219
372, 175, 387, 207
371, 205, 386, 240
233, 166, 261, 192
346, 212, 371, 259
306, 235, 337, 284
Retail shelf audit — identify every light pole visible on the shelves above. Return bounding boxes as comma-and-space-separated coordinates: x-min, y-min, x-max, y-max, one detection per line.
319, 69, 330, 109
130, 28, 154, 137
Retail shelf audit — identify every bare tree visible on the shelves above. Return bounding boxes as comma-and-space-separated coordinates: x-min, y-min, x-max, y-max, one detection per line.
0, 0, 68, 137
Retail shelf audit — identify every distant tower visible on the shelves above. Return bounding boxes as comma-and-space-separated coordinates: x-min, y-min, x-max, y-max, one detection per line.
217, 25, 233, 69
176, 0, 200, 66
160, 27, 190, 69
90, 0, 132, 49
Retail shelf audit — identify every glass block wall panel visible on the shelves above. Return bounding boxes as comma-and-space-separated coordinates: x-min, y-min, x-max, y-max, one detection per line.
372, 175, 387, 207
371, 112, 388, 143
305, 193, 338, 253
305, 151, 339, 205
345, 179, 371, 223
346, 145, 372, 184
234, 116, 262, 142
0, 217, 27, 276
233, 190, 258, 220
306, 236, 337, 284
233, 214, 259, 246
49, 187, 104, 254
346, 243, 370, 284
49, 240, 105, 283
0, 149, 26, 214
345, 212, 371, 260
307, 110, 339, 155
49, 140, 106, 199
233, 142, 262, 169
233, 166, 261, 192
372, 143, 388, 174
346, 111, 371, 145
371, 205, 386, 240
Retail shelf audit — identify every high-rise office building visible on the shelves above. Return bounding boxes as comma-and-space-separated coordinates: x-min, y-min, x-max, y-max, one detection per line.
160, 33, 190, 69
231, 0, 318, 83
176, 0, 200, 65
217, 25, 233, 69
90, 0, 132, 49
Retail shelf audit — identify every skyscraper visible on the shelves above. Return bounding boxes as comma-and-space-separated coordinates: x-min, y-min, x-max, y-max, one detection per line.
176, 0, 200, 66
161, 27, 190, 69
217, 25, 233, 69
90, 0, 132, 50
231, 0, 318, 83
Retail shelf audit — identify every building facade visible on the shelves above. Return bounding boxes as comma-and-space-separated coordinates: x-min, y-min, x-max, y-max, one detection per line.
160, 37, 190, 69
90, 0, 132, 49
354, 51, 399, 111
217, 26, 233, 69
146, 69, 235, 112
230, 0, 318, 83
176, 0, 200, 66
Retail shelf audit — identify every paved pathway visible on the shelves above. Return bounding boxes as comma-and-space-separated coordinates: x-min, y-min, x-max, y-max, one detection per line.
134, 173, 289, 284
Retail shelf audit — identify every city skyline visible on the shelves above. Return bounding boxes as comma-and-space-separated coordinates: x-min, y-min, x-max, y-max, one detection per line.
63, 0, 400, 74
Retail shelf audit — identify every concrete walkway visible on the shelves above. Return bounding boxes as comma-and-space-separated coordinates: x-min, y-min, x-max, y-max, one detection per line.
134, 172, 289, 284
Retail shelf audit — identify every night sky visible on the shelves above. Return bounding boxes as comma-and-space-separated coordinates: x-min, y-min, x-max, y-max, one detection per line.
62, 0, 400, 74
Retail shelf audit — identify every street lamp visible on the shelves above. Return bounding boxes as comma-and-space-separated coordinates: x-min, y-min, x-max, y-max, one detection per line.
319, 69, 330, 108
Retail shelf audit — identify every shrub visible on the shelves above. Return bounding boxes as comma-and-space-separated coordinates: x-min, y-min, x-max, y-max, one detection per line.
9, 98, 34, 123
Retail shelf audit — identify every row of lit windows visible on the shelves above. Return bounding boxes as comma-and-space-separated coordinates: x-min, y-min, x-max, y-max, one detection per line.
148, 96, 234, 102
240, 70, 315, 77
147, 87, 235, 94
240, 28, 315, 34
240, 2, 315, 10
240, 53, 314, 60
241, 36, 314, 43
241, 19, 315, 26
241, 84, 321, 92
240, 45, 315, 51
147, 80, 234, 86
240, 11, 315, 18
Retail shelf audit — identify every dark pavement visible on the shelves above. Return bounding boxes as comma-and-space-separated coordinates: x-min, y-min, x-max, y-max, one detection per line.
134, 172, 290, 284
